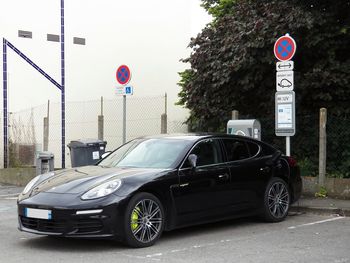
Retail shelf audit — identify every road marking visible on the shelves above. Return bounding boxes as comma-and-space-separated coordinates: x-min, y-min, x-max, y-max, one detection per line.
121, 253, 160, 261
137, 215, 347, 259
288, 216, 346, 229
4, 197, 18, 200
146, 253, 162, 260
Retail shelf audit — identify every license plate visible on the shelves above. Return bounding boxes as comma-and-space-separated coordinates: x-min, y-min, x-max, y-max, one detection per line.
24, 208, 52, 220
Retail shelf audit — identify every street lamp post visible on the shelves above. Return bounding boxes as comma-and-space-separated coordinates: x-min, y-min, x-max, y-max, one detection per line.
60, 0, 66, 169
2, 0, 85, 168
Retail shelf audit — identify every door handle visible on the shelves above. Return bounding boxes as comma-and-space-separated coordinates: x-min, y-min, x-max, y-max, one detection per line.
179, 183, 189, 187
218, 173, 229, 180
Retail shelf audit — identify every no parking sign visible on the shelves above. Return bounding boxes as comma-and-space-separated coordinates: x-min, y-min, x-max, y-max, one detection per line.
274, 34, 296, 62
116, 65, 131, 85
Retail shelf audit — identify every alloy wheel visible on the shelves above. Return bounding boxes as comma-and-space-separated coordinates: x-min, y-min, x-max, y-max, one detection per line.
267, 181, 290, 218
130, 199, 163, 243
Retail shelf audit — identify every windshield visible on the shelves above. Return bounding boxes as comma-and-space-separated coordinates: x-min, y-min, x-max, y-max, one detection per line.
98, 138, 192, 169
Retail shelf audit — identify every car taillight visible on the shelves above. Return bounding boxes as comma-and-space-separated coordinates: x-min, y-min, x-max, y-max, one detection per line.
287, 156, 297, 167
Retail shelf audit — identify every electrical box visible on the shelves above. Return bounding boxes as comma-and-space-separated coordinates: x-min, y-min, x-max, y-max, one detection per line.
227, 119, 261, 140
36, 152, 54, 175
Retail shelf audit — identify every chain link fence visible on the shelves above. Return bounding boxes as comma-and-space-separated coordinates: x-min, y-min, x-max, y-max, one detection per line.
258, 112, 350, 178
327, 115, 350, 178
2, 102, 348, 178
1, 95, 188, 169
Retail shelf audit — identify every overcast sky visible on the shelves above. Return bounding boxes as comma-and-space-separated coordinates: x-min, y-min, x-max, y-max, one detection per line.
0, 0, 211, 118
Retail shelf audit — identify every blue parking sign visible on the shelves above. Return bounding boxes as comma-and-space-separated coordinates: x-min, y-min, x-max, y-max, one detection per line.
124, 86, 133, 95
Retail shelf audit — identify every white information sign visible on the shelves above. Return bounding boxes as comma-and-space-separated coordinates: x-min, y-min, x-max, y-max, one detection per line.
115, 86, 134, 96
275, 91, 295, 136
276, 71, 294, 91
276, 61, 294, 71
277, 104, 293, 128
276, 93, 293, 103
115, 86, 125, 95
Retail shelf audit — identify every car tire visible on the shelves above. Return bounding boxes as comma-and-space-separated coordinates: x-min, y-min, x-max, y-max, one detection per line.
123, 192, 165, 248
262, 177, 290, 222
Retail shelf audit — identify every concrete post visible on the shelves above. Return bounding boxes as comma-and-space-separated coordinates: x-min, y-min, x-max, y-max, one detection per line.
318, 108, 327, 187
231, 110, 239, 120
161, 113, 167, 134
43, 117, 49, 151
98, 96, 104, 140
98, 115, 104, 140
43, 100, 50, 151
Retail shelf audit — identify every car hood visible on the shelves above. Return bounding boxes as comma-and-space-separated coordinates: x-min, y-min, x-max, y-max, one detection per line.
29, 166, 163, 196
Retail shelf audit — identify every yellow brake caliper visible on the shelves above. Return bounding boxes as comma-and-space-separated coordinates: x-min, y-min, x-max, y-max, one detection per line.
131, 207, 141, 230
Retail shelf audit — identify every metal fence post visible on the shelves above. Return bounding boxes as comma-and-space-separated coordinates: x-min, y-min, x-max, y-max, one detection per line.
161, 114, 167, 134
161, 93, 168, 134
318, 108, 327, 187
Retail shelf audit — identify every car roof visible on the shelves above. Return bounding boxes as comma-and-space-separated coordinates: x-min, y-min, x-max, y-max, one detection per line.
139, 133, 261, 143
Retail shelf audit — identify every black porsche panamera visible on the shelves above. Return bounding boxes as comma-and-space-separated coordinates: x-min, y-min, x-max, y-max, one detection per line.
18, 134, 302, 247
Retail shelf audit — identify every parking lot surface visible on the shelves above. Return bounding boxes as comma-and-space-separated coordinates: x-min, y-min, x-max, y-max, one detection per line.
0, 193, 349, 263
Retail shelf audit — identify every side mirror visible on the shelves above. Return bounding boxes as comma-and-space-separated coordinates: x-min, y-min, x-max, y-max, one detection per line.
188, 154, 197, 168
101, 151, 112, 159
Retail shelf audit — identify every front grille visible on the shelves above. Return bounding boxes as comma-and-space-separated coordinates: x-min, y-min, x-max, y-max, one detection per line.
20, 216, 66, 233
20, 216, 104, 234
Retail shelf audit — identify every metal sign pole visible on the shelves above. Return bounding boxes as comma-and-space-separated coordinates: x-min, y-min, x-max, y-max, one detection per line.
286, 136, 291, 156
123, 95, 126, 144
115, 64, 131, 144
274, 34, 297, 157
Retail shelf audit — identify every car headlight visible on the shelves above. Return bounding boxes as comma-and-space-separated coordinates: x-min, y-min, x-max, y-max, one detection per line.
22, 175, 41, 195
21, 172, 55, 195
81, 179, 122, 200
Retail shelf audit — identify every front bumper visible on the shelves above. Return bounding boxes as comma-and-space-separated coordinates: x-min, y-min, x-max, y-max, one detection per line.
17, 192, 127, 239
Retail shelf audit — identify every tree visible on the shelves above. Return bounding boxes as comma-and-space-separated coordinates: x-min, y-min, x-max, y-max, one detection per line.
178, 0, 350, 131
178, 0, 350, 176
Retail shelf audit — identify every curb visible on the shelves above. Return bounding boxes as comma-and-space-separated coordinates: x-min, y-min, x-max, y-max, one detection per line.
290, 206, 350, 217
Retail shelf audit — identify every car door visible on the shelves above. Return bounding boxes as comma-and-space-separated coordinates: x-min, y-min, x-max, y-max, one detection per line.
172, 138, 231, 225
221, 138, 267, 211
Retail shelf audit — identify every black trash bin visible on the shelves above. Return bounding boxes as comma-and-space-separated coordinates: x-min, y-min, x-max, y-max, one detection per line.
67, 139, 107, 167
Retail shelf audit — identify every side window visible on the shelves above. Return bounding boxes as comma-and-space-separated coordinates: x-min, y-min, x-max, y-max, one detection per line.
247, 142, 260, 157
222, 139, 250, 162
189, 139, 223, 167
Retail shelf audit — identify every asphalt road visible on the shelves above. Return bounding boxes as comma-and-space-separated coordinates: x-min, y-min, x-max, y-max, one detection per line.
0, 191, 349, 263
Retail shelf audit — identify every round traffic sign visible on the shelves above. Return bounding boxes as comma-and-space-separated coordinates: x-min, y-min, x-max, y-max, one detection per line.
274, 34, 296, 61
116, 65, 131, 85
